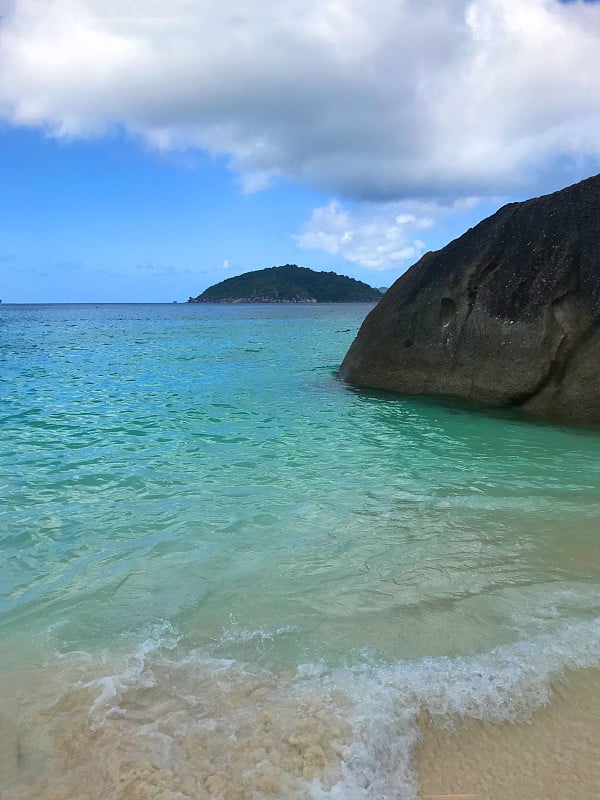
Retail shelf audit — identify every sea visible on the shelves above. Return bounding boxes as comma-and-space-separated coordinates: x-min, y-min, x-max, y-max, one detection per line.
1, 302, 600, 800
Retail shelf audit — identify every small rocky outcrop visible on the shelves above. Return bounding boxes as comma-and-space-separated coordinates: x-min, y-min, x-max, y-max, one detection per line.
340, 174, 600, 425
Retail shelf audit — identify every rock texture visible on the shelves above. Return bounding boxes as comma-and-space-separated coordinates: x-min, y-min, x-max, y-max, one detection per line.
340, 174, 600, 425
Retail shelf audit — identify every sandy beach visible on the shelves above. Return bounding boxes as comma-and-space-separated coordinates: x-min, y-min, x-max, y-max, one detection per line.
417, 667, 600, 800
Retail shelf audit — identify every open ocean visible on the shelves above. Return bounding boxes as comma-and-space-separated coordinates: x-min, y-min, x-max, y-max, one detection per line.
2, 302, 600, 799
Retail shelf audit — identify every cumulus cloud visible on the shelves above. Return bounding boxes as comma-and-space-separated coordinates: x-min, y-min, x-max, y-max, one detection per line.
294, 201, 435, 270
293, 198, 486, 269
1, 0, 600, 200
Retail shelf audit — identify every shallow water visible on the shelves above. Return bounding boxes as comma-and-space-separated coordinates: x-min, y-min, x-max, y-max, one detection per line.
1, 303, 600, 798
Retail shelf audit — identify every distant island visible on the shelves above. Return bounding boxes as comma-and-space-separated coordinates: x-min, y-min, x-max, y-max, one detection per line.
188, 265, 382, 303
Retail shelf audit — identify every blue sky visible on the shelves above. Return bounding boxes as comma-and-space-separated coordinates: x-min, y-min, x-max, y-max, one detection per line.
1, 0, 600, 302
0, 126, 332, 301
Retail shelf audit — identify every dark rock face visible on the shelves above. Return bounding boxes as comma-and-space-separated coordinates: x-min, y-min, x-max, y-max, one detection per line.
340, 174, 600, 425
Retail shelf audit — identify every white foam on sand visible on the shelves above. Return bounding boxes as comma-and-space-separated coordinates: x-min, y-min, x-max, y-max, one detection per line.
3, 616, 600, 799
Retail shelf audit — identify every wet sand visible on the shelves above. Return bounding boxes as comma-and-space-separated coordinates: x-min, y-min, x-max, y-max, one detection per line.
417, 668, 600, 800
2, 651, 599, 800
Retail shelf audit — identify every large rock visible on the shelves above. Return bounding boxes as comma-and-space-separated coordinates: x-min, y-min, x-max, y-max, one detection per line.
340, 174, 600, 425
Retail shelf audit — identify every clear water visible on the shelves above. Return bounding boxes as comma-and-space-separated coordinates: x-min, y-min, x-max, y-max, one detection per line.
2, 303, 600, 798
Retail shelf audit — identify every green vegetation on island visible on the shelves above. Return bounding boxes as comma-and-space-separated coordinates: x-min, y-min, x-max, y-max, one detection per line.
188, 265, 382, 304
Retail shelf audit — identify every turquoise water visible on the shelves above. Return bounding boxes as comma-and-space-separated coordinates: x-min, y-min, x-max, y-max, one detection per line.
2, 303, 600, 798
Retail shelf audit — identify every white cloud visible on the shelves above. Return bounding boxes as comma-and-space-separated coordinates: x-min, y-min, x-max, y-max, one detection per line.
1, 0, 600, 199
294, 200, 438, 270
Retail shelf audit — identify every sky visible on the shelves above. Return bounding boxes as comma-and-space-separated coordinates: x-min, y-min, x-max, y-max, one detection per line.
1, 0, 600, 302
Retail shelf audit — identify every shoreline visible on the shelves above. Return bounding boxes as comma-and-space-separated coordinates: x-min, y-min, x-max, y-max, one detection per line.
3, 639, 600, 799
417, 667, 600, 800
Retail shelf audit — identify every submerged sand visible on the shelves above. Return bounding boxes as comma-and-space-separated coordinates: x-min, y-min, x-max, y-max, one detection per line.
0, 655, 351, 800
1, 638, 599, 799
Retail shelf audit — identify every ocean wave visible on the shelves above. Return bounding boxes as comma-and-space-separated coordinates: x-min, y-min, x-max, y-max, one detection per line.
216, 619, 299, 647
4, 616, 597, 800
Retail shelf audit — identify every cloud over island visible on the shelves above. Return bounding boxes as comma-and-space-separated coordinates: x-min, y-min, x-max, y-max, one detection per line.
1, 0, 600, 272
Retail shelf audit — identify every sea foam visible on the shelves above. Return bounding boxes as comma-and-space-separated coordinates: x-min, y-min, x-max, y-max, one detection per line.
4, 616, 598, 800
